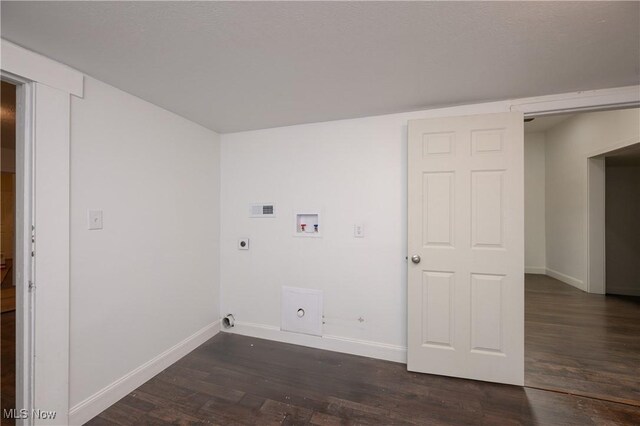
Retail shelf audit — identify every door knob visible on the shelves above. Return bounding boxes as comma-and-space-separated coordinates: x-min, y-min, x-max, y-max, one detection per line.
411, 254, 421, 264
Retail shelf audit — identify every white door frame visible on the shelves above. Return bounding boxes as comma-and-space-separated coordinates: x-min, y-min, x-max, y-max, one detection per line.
2, 39, 83, 425
585, 137, 640, 294
1, 70, 35, 424
510, 86, 640, 119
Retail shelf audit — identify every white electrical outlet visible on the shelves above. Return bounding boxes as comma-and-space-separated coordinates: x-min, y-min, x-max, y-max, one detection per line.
354, 224, 364, 238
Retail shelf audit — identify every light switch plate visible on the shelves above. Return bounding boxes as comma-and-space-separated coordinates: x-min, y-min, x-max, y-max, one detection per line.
354, 224, 364, 238
88, 210, 103, 230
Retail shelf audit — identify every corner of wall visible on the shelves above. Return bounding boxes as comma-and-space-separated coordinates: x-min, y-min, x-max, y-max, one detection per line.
69, 321, 221, 425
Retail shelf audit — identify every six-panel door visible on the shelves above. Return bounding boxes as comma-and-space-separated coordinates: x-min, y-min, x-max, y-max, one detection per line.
407, 112, 524, 385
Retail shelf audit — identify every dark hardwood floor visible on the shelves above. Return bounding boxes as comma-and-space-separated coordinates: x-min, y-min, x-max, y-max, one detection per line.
1, 273, 636, 424
1, 260, 16, 314
525, 274, 640, 406
1, 311, 16, 426
88, 317, 640, 425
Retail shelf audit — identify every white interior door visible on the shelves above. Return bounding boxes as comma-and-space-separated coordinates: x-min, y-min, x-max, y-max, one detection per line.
407, 112, 524, 385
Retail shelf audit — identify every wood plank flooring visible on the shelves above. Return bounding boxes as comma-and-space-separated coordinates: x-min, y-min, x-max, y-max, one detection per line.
88, 289, 640, 426
0, 286, 15, 314
1, 311, 15, 426
2, 274, 638, 424
525, 274, 640, 406
1, 262, 16, 314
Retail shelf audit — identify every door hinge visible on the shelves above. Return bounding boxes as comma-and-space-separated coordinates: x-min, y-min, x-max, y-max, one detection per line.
28, 280, 35, 291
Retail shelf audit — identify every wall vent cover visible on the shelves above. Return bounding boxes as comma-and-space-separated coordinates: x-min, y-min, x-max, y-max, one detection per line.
281, 286, 323, 336
250, 203, 276, 218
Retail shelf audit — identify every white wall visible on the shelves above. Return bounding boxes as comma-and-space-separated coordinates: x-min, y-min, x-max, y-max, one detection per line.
69, 77, 220, 415
545, 108, 640, 290
220, 101, 527, 360
606, 162, 640, 296
524, 132, 546, 273
221, 103, 640, 359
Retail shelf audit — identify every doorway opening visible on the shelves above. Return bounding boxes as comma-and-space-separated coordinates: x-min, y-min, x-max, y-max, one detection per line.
523, 108, 640, 406
604, 143, 640, 297
1, 80, 17, 424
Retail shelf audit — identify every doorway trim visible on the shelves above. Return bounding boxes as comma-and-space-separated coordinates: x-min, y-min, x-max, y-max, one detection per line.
510, 85, 640, 118
1, 70, 35, 424
1, 39, 83, 425
585, 137, 640, 294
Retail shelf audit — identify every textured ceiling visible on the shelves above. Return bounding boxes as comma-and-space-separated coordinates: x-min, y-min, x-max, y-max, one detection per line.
1, 2, 639, 133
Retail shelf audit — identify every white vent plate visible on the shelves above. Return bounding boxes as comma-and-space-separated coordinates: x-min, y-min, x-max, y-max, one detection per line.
250, 203, 276, 218
281, 286, 323, 336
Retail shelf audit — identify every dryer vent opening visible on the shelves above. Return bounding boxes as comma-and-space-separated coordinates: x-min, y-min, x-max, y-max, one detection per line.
222, 314, 235, 329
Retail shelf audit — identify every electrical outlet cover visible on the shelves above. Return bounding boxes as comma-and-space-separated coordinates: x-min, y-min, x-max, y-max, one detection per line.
88, 210, 103, 230
281, 286, 323, 336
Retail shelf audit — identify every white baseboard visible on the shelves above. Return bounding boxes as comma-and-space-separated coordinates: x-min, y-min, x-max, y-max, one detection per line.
525, 266, 547, 274
226, 321, 407, 363
546, 268, 586, 292
69, 320, 221, 425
